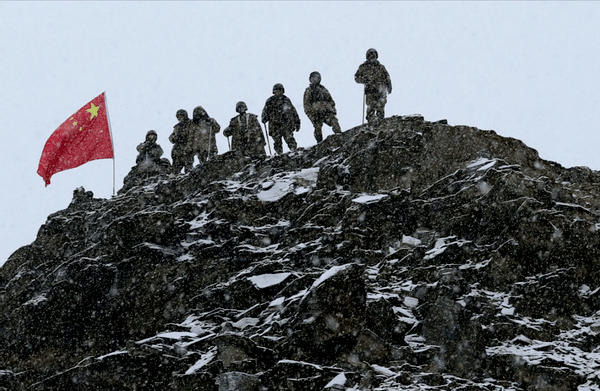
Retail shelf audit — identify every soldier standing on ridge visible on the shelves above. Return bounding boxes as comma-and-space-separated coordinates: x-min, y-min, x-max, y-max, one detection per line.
261, 83, 300, 154
303, 71, 342, 143
223, 101, 266, 158
354, 48, 392, 125
169, 109, 193, 174
189, 106, 220, 162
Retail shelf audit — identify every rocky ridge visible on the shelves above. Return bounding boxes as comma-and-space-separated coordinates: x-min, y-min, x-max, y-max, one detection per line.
1, 115, 600, 390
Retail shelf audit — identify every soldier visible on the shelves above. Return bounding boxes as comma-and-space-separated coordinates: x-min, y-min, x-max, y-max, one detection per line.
223, 101, 266, 157
135, 130, 170, 175
169, 109, 193, 174
303, 71, 342, 143
354, 48, 392, 125
189, 106, 220, 162
261, 83, 300, 154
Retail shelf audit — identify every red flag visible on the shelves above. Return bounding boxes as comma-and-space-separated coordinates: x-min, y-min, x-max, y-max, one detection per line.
37, 92, 114, 186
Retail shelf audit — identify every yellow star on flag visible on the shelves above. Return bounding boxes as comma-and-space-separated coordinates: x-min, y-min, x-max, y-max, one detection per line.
86, 103, 100, 119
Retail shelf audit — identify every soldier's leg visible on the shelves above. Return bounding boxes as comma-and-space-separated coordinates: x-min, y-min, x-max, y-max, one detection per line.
197, 150, 209, 163
312, 119, 324, 143
272, 135, 284, 155
365, 94, 377, 124
282, 128, 297, 151
376, 95, 387, 122
171, 155, 183, 174
183, 153, 194, 173
325, 114, 342, 134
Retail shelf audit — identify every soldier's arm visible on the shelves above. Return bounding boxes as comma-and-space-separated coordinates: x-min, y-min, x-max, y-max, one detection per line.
155, 145, 164, 159
211, 118, 221, 134
292, 102, 301, 130
354, 65, 365, 84
383, 65, 392, 93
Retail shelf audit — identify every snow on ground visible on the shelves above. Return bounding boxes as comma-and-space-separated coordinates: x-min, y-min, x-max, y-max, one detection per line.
257, 168, 320, 202
324, 372, 347, 388
351, 194, 390, 204
96, 351, 128, 360
185, 346, 217, 375
423, 236, 471, 260
187, 211, 213, 230
247, 272, 292, 289
466, 157, 497, 171
402, 235, 422, 247
232, 317, 260, 330
311, 264, 355, 289
487, 338, 600, 379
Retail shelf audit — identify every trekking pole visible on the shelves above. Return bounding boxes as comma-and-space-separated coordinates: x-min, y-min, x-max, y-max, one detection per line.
362, 92, 366, 125
206, 127, 212, 162
263, 122, 272, 156
227, 136, 231, 151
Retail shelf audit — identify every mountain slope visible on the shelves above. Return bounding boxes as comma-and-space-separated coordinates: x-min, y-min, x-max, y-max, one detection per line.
1, 115, 600, 390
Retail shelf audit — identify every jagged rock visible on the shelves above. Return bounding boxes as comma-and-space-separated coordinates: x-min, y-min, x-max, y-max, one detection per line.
260, 360, 341, 391
342, 328, 392, 365
365, 298, 409, 346
0, 370, 15, 390
216, 371, 261, 391
418, 289, 487, 378
281, 263, 367, 364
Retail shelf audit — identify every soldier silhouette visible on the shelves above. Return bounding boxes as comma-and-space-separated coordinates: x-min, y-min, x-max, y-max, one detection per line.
303, 71, 342, 143
169, 109, 193, 174
355, 48, 392, 125
223, 101, 266, 157
261, 83, 300, 154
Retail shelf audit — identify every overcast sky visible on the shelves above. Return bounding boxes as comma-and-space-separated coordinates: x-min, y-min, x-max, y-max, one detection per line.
1, 2, 599, 266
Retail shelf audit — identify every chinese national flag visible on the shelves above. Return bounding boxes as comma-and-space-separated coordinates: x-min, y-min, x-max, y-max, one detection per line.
37, 92, 114, 186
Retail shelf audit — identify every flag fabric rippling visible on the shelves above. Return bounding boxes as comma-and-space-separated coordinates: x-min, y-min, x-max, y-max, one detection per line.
37, 92, 114, 186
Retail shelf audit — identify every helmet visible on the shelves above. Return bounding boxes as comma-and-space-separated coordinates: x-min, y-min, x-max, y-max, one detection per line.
235, 101, 248, 114
175, 109, 189, 120
272, 83, 285, 94
366, 48, 378, 60
146, 130, 158, 141
193, 106, 208, 120
309, 71, 321, 84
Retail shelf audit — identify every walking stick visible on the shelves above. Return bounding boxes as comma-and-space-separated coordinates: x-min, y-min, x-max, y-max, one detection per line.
263, 122, 272, 156
362, 92, 366, 125
206, 126, 212, 162
227, 136, 231, 151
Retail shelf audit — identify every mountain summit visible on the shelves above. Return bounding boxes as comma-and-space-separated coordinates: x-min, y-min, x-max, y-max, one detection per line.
2, 115, 600, 390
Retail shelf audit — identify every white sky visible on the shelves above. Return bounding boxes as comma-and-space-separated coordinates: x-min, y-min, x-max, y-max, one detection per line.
1, 2, 599, 266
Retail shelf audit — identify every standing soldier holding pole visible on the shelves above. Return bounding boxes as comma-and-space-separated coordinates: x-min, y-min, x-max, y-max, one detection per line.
261, 83, 300, 155
223, 101, 266, 158
354, 48, 392, 126
303, 71, 342, 143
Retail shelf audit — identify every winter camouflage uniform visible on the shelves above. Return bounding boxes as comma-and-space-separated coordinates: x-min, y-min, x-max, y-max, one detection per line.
261, 83, 300, 154
303, 71, 342, 143
136, 130, 170, 175
354, 48, 392, 125
223, 101, 266, 157
189, 106, 220, 162
169, 109, 193, 174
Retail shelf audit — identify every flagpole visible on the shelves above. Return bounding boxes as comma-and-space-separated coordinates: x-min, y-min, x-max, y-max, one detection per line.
104, 91, 116, 196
